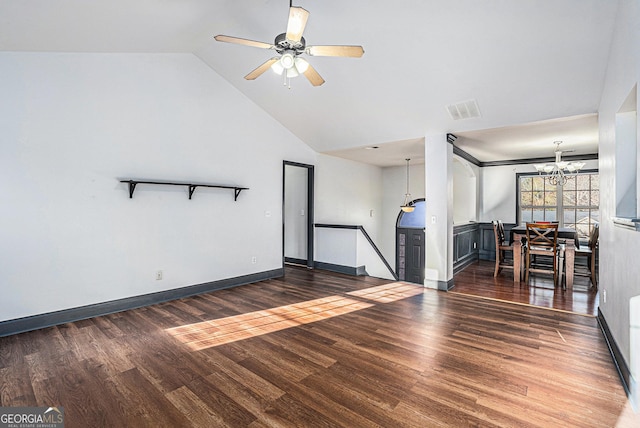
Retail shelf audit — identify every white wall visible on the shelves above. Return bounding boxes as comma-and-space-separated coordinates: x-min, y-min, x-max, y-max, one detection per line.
314, 154, 384, 270
0, 52, 316, 322
631, 295, 640, 410
597, 0, 640, 377
615, 108, 638, 217
453, 156, 479, 224
315, 228, 358, 267
356, 233, 395, 280
315, 154, 383, 234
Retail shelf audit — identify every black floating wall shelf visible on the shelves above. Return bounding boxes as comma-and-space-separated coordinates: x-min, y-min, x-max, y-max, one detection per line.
120, 180, 248, 200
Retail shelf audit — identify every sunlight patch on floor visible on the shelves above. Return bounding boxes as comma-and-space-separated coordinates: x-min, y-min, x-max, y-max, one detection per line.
347, 282, 425, 303
166, 296, 373, 351
165, 282, 424, 351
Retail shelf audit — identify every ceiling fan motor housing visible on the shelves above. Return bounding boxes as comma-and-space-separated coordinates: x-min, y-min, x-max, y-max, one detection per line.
274, 33, 306, 55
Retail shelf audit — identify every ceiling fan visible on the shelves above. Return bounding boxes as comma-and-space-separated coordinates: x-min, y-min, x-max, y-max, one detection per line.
214, 2, 364, 87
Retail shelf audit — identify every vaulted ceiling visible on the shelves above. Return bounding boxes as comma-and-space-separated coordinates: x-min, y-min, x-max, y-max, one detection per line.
1, 0, 617, 166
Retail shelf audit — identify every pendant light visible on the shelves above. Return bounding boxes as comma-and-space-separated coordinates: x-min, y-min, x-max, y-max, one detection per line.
401, 158, 415, 213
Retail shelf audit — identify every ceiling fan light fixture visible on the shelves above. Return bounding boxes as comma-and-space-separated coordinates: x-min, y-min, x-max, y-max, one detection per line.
280, 51, 296, 69
270, 60, 285, 75
294, 57, 309, 73
286, 66, 299, 78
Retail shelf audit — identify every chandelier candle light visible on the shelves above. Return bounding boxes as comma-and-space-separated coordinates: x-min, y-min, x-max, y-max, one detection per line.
534, 141, 586, 186
401, 158, 415, 213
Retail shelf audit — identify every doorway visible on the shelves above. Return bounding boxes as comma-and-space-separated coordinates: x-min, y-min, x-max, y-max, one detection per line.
396, 199, 426, 284
283, 161, 314, 269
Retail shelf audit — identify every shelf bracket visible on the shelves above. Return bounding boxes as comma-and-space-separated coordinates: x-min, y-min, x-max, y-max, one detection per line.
127, 181, 138, 199
234, 188, 243, 201
188, 185, 197, 200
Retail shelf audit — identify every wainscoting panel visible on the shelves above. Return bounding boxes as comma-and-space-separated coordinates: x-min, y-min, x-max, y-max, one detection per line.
453, 223, 480, 273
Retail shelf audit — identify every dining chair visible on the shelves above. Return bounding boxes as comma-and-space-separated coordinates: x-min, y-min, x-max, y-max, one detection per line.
574, 223, 599, 287
525, 222, 560, 286
492, 220, 520, 278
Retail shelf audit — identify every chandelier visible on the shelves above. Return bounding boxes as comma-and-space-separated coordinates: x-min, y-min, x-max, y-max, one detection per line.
401, 158, 415, 213
534, 141, 586, 186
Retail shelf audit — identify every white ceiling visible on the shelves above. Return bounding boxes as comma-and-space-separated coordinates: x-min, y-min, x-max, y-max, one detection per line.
0, 0, 617, 166
454, 113, 599, 163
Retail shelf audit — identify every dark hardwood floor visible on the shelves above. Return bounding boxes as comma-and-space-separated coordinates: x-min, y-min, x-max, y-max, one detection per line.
453, 260, 599, 317
1, 266, 637, 427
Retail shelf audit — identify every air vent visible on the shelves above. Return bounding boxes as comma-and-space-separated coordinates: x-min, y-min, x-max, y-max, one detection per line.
446, 99, 481, 120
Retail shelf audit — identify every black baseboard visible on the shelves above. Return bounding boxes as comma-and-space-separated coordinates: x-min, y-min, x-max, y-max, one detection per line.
314, 261, 366, 276
0, 268, 284, 337
284, 257, 308, 266
597, 309, 632, 399
441, 278, 455, 291
453, 256, 478, 274
424, 278, 455, 291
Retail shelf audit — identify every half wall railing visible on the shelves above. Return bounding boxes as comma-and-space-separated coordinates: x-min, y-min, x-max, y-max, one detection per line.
314, 224, 398, 281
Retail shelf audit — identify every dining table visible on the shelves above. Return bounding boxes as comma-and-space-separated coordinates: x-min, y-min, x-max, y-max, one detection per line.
510, 225, 579, 289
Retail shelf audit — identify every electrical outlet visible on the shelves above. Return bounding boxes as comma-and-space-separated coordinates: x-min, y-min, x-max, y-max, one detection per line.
156, 270, 163, 280
251, 256, 257, 264
473, 242, 477, 249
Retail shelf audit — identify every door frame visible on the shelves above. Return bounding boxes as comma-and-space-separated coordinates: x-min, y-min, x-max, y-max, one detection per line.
283, 161, 314, 269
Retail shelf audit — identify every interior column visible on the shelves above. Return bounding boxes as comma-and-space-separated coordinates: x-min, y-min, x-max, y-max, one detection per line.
424, 134, 454, 290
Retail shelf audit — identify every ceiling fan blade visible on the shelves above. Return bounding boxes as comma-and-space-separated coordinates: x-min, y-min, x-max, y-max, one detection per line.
307, 45, 365, 58
214, 35, 274, 50
244, 58, 279, 80
286, 7, 310, 42
302, 63, 325, 87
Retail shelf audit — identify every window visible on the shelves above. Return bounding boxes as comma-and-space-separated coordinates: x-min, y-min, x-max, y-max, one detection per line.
562, 173, 599, 238
519, 176, 558, 223
518, 171, 599, 240
397, 199, 426, 228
